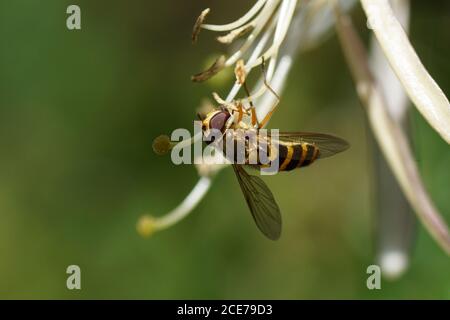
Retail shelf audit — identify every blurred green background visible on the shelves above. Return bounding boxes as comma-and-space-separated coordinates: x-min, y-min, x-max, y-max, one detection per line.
0, 0, 449, 299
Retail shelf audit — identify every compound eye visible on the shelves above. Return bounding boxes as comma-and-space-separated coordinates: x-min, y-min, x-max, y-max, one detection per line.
209, 111, 230, 132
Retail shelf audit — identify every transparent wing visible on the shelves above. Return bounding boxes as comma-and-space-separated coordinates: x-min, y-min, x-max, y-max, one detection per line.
232, 165, 282, 240
270, 132, 349, 159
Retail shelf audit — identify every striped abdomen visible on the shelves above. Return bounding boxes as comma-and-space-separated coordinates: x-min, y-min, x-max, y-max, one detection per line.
278, 142, 320, 171
218, 135, 320, 171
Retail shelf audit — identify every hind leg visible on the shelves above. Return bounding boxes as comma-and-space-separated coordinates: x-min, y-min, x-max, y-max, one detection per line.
258, 57, 280, 129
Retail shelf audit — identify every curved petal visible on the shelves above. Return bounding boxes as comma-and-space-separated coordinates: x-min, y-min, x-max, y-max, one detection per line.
361, 0, 450, 144
335, 10, 450, 254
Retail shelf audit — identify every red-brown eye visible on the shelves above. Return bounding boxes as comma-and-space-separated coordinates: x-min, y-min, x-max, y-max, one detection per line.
209, 111, 230, 132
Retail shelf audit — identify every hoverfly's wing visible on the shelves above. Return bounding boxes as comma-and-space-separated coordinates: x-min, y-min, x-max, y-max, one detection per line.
271, 132, 349, 159
232, 164, 282, 240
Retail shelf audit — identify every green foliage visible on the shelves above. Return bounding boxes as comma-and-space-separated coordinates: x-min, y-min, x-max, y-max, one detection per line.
0, 0, 448, 298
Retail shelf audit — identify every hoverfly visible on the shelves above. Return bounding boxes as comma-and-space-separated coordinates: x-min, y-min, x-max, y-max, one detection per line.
196, 60, 349, 240
199, 104, 349, 240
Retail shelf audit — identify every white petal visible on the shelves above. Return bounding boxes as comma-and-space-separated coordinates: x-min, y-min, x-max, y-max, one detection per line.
370, 0, 415, 276
361, 0, 450, 143
335, 10, 450, 254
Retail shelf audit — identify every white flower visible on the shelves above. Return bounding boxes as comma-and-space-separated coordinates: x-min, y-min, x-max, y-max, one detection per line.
144, 0, 450, 260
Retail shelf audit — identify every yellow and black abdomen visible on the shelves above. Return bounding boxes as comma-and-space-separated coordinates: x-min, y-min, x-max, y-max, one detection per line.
278, 142, 319, 171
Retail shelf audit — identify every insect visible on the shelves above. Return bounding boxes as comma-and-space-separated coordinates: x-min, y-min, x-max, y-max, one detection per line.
198, 61, 349, 240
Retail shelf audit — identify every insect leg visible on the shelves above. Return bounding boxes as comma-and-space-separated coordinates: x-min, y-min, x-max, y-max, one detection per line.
261, 57, 280, 101
258, 57, 280, 129
235, 60, 260, 128
241, 73, 260, 128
